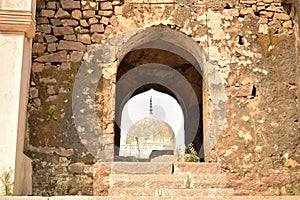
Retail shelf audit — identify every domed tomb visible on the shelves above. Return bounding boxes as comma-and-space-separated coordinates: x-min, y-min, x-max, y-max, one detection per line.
121, 97, 176, 158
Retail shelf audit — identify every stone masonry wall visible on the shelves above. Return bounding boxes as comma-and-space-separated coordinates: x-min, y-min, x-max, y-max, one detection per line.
27, 0, 299, 196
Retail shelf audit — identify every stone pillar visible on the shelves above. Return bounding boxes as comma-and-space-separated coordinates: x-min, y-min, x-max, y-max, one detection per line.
0, 0, 35, 195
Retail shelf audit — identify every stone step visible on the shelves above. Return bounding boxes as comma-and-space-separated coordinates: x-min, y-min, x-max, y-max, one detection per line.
109, 173, 227, 189
109, 162, 223, 175
109, 187, 156, 196
109, 187, 234, 197
161, 188, 235, 198
1, 196, 300, 200
173, 162, 222, 174
110, 162, 173, 174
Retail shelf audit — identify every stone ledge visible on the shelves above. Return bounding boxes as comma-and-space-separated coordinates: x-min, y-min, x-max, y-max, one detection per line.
1, 196, 300, 200
109, 162, 173, 174
0, 10, 36, 38
173, 162, 222, 174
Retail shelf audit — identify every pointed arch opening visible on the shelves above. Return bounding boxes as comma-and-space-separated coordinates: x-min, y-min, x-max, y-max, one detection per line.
119, 88, 184, 159
114, 41, 204, 161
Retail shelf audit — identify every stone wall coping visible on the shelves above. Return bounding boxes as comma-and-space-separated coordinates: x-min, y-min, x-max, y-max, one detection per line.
0, 9, 35, 38
0, 196, 300, 199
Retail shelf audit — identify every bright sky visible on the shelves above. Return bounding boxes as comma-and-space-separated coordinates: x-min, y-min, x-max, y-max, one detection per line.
120, 89, 185, 153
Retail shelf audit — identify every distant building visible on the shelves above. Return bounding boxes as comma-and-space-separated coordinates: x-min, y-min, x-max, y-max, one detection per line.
120, 97, 175, 158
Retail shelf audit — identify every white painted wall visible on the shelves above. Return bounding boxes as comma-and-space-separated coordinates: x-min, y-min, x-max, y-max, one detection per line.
0, 0, 35, 195
0, 34, 25, 195
0, 0, 32, 11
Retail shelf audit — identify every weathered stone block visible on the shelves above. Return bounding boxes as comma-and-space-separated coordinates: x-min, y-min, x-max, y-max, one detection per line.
71, 9, 82, 20
101, 17, 110, 25
37, 17, 50, 24
240, 0, 257, 4
283, 20, 293, 29
266, 4, 283, 12
91, 32, 105, 43
83, 10, 96, 18
36, 24, 52, 34
35, 34, 45, 43
112, 0, 121, 5
77, 34, 91, 44
98, 10, 113, 16
51, 19, 63, 26
30, 88, 39, 98
61, 19, 79, 27
259, 24, 268, 34
70, 51, 83, 62
263, 0, 273, 3
104, 25, 114, 36
57, 40, 87, 51
68, 162, 85, 173
34, 98, 42, 107
260, 11, 274, 18
47, 1, 57, 9
100, 2, 113, 10
74, 26, 90, 34
88, 17, 98, 25
240, 7, 254, 15
109, 16, 118, 27
274, 13, 290, 20
53, 27, 74, 36
268, 19, 281, 29
45, 35, 58, 43
114, 6, 123, 15
40, 9, 55, 18
64, 34, 77, 41
47, 85, 56, 95
81, 1, 98, 10
35, 51, 68, 63
32, 62, 45, 73
222, 9, 239, 17
33, 43, 46, 53
91, 24, 105, 33
80, 19, 89, 27
60, 0, 81, 10
259, 17, 268, 24
55, 8, 70, 18
226, 85, 254, 97
47, 43, 58, 52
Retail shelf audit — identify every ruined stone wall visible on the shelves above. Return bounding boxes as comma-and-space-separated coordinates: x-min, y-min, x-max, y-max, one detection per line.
28, 0, 299, 196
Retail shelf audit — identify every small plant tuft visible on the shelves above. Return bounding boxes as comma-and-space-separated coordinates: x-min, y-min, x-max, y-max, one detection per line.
27, 97, 37, 109
0, 168, 13, 196
184, 143, 199, 162
47, 107, 57, 121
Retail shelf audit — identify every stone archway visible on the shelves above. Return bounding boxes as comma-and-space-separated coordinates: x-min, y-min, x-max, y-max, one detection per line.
114, 49, 204, 159
72, 26, 226, 162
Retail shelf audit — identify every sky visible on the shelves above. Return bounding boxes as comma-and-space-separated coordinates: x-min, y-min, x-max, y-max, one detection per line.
119, 89, 185, 156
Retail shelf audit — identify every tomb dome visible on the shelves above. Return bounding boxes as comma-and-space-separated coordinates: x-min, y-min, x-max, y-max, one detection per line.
125, 116, 176, 149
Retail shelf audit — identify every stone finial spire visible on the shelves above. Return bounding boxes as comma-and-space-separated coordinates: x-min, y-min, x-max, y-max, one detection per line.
149, 96, 153, 115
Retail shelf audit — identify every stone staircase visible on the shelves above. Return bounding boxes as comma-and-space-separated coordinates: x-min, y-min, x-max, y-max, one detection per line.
108, 162, 234, 198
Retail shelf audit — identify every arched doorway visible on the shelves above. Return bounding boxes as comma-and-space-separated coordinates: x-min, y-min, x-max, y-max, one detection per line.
73, 26, 226, 162
114, 46, 204, 160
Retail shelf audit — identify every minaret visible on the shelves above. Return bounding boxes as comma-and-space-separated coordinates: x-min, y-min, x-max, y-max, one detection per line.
149, 96, 153, 116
